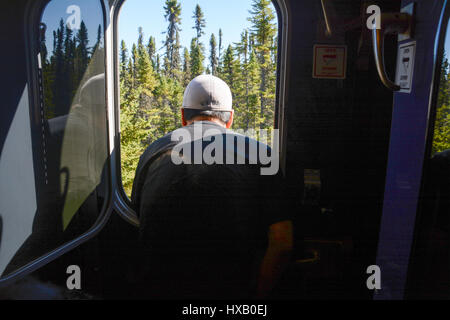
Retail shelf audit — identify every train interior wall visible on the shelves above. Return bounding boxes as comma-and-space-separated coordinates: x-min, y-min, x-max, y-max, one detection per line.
280, 0, 399, 299
1, 0, 404, 299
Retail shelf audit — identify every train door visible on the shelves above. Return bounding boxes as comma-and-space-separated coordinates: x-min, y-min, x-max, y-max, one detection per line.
275, 0, 447, 300
0, 0, 118, 290
373, 0, 450, 299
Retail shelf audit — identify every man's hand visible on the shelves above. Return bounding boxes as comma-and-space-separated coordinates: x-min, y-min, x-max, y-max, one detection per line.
256, 220, 293, 298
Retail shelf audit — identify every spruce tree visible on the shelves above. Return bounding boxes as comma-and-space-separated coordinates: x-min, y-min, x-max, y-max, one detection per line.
136, 28, 157, 96
182, 47, 191, 86
53, 19, 66, 116
218, 28, 223, 73
163, 0, 182, 78
220, 45, 237, 91
190, 38, 204, 78
131, 43, 138, 87
209, 33, 218, 76
248, 0, 277, 129
75, 21, 89, 74
63, 25, 75, 102
147, 36, 156, 68
192, 4, 206, 41
92, 24, 102, 54
120, 40, 128, 79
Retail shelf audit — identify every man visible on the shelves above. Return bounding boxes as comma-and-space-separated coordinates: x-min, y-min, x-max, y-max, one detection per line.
131, 75, 293, 299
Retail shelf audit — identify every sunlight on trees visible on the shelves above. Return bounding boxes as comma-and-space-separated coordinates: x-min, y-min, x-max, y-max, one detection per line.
119, 0, 278, 196
432, 53, 450, 156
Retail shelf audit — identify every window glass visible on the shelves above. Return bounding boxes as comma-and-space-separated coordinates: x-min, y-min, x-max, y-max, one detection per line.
432, 31, 450, 156
118, 0, 279, 196
0, 0, 108, 277
410, 16, 450, 298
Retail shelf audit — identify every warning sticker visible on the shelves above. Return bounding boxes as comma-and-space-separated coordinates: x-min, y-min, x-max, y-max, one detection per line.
313, 44, 347, 79
395, 41, 416, 93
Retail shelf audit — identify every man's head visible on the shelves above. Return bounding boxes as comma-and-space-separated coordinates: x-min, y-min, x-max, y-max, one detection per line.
181, 75, 234, 128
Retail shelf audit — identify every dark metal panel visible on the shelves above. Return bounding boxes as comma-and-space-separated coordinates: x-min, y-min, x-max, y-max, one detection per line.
375, 0, 446, 300
0, 0, 28, 155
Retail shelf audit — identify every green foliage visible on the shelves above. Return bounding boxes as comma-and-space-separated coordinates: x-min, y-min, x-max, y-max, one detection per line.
209, 33, 218, 75
163, 0, 182, 78
248, 0, 277, 129
432, 56, 450, 155
182, 47, 191, 87
42, 19, 100, 118
190, 38, 205, 78
119, 1, 278, 196
192, 4, 206, 40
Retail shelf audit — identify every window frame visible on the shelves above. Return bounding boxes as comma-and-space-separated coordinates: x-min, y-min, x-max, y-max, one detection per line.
0, 0, 114, 287
111, 0, 290, 224
405, 0, 450, 297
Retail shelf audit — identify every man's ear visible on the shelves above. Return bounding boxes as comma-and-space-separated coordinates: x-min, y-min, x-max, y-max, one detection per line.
181, 108, 187, 126
226, 111, 234, 129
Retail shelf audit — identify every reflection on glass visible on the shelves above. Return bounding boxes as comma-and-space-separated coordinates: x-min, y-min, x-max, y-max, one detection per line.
40, 0, 108, 231
0, 0, 108, 277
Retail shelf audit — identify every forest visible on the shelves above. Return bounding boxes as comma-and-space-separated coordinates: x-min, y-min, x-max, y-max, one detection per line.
118, 0, 278, 194
433, 53, 450, 157
40, 0, 278, 196
39, 0, 449, 198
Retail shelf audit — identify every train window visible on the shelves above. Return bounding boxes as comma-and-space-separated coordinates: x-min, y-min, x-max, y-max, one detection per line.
408, 13, 450, 298
0, 0, 109, 277
431, 33, 450, 157
117, 0, 280, 196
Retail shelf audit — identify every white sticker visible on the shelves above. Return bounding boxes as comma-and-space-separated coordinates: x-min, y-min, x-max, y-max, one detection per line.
313, 44, 347, 79
395, 41, 416, 93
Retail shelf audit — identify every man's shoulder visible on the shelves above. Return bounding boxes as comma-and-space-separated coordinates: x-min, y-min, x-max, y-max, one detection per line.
140, 131, 177, 160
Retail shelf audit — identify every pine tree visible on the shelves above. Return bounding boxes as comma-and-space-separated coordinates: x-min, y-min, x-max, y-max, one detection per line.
136, 28, 157, 96
120, 84, 152, 195
52, 19, 66, 116
120, 40, 128, 79
75, 20, 89, 76
131, 43, 138, 87
248, 0, 277, 129
189, 4, 206, 78
220, 45, 238, 91
163, 0, 182, 78
147, 36, 156, 68
209, 33, 218, 76
155, 53, 161, 74
235, 29, 249, 64
63, 24, 75, 102
192, 4, 206, 41
234, 30, 253, 130
92, 24, 102, 54
41, 25, 55, 118
218, 29, 223, 61
218, 28, 223, 73
246, 49, 262, 130
182, 47, 191, 86
190, 38, 205, 78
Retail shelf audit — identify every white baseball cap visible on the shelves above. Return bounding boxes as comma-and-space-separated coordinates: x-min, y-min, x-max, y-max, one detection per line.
182, 74, 233, 111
